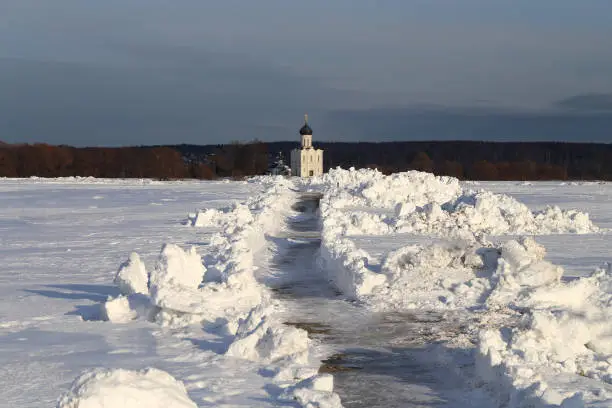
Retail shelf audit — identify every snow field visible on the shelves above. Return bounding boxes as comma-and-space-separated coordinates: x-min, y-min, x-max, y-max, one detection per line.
304, 168, 611, 406
93, 175, 342, 407
5, 174, 609, 407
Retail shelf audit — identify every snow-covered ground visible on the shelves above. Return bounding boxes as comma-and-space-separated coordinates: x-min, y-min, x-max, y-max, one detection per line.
0, 173, 611, 407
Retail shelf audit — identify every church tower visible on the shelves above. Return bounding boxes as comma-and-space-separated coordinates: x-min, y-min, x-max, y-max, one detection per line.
290, 114, 324, 177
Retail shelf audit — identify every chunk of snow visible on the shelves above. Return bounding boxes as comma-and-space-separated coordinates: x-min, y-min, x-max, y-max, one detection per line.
279, 374, 342, 408
114, 252, 148, 295
149, 244, 205, 291
56, 367, 197, 408
102, 294, 156, 323
226, 306, 310, 363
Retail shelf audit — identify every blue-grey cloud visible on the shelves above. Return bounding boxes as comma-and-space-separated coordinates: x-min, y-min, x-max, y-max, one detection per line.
321, 107, 612, 143
0, 55, 363, 146
555, 94, 612, 112
1, 0, 612, 145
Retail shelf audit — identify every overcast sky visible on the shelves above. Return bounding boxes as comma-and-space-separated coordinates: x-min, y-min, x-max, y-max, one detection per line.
1, 0, 612, 146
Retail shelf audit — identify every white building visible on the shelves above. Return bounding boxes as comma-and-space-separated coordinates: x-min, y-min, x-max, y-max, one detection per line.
290, 115, 324, 177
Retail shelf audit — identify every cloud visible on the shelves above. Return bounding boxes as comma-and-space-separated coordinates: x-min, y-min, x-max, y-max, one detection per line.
2, 1, 612, 145
0, 56, 361, 146
555, 94, 612, 112
320, 106, 612, 143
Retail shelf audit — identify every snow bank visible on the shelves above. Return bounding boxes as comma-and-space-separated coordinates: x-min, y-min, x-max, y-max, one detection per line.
477, 251, 612, 406
221, 301, 345, 408
94, 177, 341, 406
57, 368, 197, 408
303, 168, 608, 405
318, 236, 386, 299
311, 168, 598, 306
313, 168, 597, 239
279, 374, 342, 408
316, 167, 461, 209
328, 189, 598, 238
100, 177, 294, 327
485, 238, 563, 309
225, 305, 310, 364
187, 202, 253, 229
373, 241, 498, 309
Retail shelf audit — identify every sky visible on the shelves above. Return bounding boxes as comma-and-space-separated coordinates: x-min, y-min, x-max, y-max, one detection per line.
1, 0, 612, 146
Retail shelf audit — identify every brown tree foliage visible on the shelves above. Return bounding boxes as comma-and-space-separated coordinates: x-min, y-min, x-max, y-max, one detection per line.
210, 141, 269, 178
0, 145, 213, 179
409, 152, 434, 173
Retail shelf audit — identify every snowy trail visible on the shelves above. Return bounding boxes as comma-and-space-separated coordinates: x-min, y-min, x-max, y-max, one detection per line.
260, 194, 494, 407
4, 177, 611, 406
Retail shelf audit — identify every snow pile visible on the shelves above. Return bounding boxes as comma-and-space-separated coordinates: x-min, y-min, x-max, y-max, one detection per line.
484, 238, 563, 309
322, 210, 392, 236
427, 190, 598, 235
222, 300, 344, 407
477, 249, 612, 406
225, 306, 310, 364
114, 252, 148, 296
316, 167, 462, 209
373, 242, 498, 309
96, 177, 342, 406
313, 168, 597, 239
313, 168, 598, 306
102, 294, 155, 323
150, 244, 205, 291
279, 374, 342, 408
101, 179, 293, 326
187, 202, 253, 229
327, 189, 598, 238
318, 236, 387, 299
57, 368, 197, 408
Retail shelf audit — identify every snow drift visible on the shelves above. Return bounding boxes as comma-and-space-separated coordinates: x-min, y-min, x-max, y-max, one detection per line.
306, 168, 608, 406
225, 305, 310, 364
314, 167, 597, 240
310, 168, 599, 305
101, 178, 294, 326
95, 176, 342, 407
477, 261, 612, 406
56, 368, 197, 408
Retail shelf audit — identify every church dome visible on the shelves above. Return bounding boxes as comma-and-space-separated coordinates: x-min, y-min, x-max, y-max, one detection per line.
299, 123, 313, 135
299, 114, 312, 135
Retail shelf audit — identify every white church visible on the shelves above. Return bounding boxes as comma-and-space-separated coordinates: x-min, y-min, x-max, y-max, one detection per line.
290, 115, 324, 177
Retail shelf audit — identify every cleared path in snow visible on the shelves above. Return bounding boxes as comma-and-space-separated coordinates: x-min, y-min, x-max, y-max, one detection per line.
259, 194, 493, 407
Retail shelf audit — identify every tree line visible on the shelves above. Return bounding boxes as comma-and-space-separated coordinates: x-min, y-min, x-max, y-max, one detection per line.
0, 142, 267, 179
1, 140, 612, 180
253, 140, 612, 180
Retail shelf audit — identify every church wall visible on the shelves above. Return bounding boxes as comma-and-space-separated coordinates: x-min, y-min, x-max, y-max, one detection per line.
291, 118, 324, 177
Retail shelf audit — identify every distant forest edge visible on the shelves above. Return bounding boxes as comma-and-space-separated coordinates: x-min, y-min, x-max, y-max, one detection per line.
1, 140, 612, 180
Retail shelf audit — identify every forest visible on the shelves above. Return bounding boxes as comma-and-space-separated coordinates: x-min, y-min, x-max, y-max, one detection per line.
1, 140, 612, 180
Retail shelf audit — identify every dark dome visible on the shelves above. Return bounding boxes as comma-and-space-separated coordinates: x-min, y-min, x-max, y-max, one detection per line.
299, 123, 313, 135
